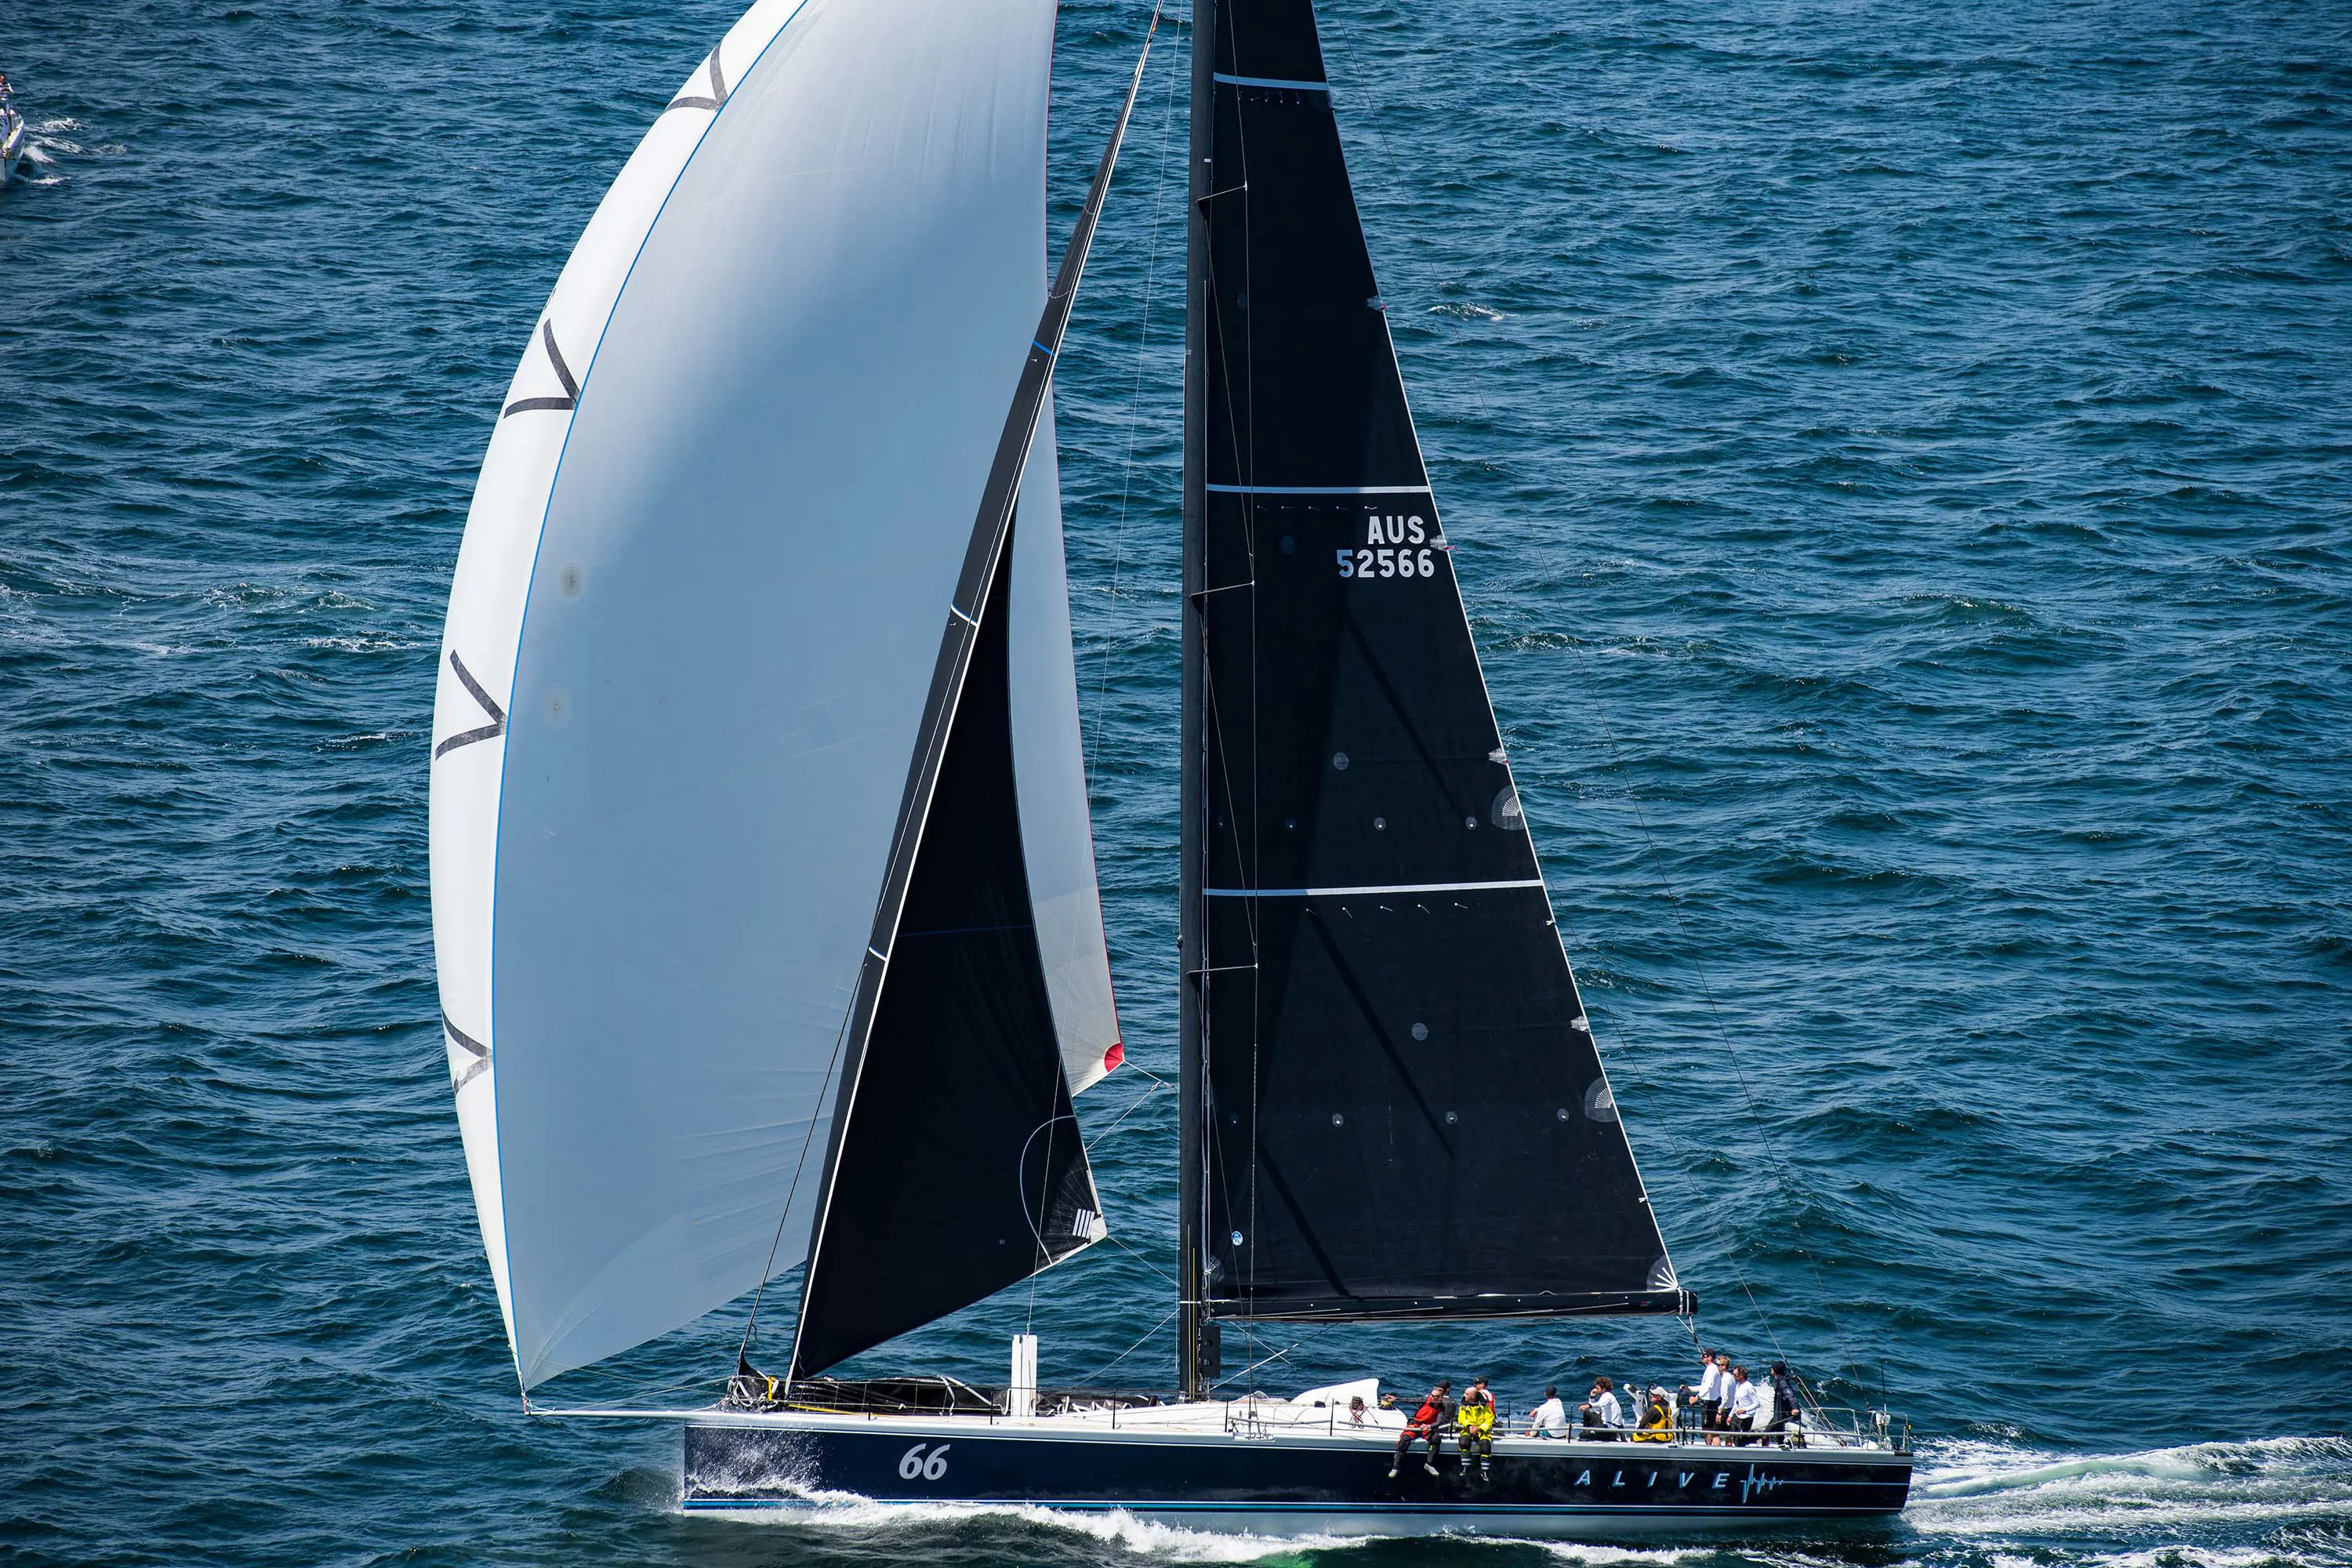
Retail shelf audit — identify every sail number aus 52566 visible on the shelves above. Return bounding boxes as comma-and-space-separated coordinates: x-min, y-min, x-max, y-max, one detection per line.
1338, 514, 1440, 579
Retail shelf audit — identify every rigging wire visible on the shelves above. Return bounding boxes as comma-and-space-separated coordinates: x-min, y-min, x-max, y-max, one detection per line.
1081, 2, 1185, 798
1103, 1232, 1178, 1289
1208, 1321, 1337, 1394
1562, 728, 1868, 1388
735, 1000, 855, 1374
1083, 1073, 1167, 1155
1073, 1305, 1183, 1385
1029, 0, 1171, 1342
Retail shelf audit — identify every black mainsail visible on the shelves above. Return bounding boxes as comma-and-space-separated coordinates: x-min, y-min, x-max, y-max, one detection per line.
1177, 0, 1690, 1383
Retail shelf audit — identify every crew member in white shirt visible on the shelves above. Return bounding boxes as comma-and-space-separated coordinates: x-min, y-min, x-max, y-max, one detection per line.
1726, 1366, 1763, 1446
1578, 1375, 1625, 1439
1526, 1385, 1568, 1438
1690, 1351, 1728, 1442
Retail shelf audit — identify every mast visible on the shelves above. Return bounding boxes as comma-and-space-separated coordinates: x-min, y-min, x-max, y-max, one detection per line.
1176, 0, 1217, 1404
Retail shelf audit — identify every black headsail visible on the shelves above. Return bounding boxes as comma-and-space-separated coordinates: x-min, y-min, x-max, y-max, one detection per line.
786, 21, 1159, 1384
1177, 0, 1690, 1372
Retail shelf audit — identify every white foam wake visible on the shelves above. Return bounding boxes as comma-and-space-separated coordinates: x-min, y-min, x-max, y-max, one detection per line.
695, 1489, 1363, 1559
1909, 1434, 2352, 1558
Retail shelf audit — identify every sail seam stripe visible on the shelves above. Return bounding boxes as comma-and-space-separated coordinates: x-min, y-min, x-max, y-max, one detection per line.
1203, 879, 1544, 898
1205, 482, 1428, 494
1213, 72, 1329, 91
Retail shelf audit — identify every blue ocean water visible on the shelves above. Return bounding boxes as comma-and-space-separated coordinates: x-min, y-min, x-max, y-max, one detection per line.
4, 0, 2350, 1563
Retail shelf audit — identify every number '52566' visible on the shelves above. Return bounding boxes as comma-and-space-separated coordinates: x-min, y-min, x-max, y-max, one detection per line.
1340, 546, 1437, 579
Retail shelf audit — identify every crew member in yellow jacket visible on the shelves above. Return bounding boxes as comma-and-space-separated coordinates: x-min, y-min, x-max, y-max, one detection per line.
1456, 1377, 1497, 1476
1634, 1385, 1675, 1442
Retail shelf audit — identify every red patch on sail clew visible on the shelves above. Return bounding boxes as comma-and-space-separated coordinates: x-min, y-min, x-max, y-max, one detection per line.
1103, 1041, 1124, 1072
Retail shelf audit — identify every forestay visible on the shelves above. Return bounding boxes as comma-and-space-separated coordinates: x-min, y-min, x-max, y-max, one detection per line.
428, 0, 1116, 1391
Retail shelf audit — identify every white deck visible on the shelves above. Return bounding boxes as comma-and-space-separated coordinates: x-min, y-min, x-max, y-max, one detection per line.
548, 1391, 1910, 1462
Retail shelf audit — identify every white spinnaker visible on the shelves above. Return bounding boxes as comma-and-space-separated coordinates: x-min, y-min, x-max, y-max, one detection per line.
428, 0, 1092, 1390
1011, 387, 1123, 1097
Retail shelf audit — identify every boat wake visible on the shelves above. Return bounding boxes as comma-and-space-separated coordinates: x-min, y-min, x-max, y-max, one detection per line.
7, 117, 122, 186
690, 1487, 1362, 1560
1906, 1436, 2352, 1567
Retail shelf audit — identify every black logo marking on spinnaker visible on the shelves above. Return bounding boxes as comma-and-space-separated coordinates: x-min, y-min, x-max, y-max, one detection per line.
501, 320, 580, 417
434, 650, 507, 758
443, 1010, 489, 1090
666, 49, 729, 112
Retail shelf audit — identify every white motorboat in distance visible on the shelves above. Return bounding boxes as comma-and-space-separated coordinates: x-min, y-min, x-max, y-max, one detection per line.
1, 93, 27, 185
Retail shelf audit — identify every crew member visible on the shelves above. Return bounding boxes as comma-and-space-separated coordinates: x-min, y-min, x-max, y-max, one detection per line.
1457, 1377, 1496, 1476
1767, 1362, 1802, 1445
1388, 1381, 1452, 1478
1526, 1384, 1568, 1439
1578, 1375, 1624, 1439
1726, 1366, 1762, 1446
1635, 1385, 1675, 1442
1690, 1350, 1727, 1442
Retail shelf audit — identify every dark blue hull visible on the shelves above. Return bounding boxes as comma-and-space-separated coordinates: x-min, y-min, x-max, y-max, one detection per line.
681, 1417, 1912, 1536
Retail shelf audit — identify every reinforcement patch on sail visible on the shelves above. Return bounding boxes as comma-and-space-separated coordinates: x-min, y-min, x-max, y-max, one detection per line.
790, 524, 1105, 1381
1189, 0, 1681, 1321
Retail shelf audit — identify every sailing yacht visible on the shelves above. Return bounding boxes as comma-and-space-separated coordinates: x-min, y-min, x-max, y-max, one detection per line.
428, 0, 1913, 1535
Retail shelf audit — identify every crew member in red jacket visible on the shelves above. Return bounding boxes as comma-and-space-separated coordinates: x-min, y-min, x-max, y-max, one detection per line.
1388, 1381, 1454, 1478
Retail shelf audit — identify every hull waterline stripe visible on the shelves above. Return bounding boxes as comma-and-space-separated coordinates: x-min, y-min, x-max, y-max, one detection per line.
1206, 482, 1428, 495
1213, 73, 1331, 91
1204, 879, 1544, 898
681, 1498, 1900, 1517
